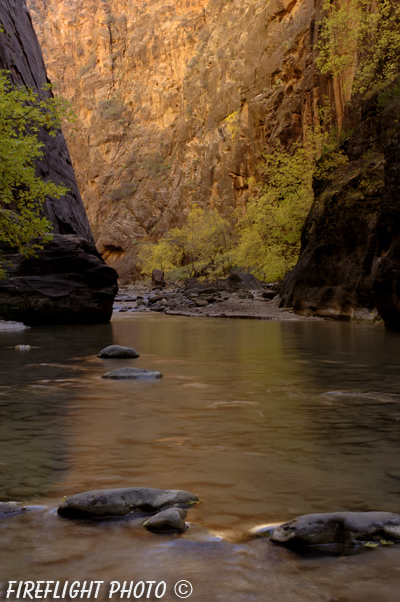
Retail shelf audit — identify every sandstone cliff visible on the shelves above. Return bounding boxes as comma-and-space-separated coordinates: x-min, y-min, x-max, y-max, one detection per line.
28, 0, 350, 281
0, 0, 118, 324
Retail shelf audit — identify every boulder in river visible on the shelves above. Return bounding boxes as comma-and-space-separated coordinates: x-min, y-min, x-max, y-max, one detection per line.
57, 487, 199, 518
0, 502, 26, 517
0, 235, 118, 326
269, 512, 400, 547
143, 508, 187, 533
102, 367, 162, 379
226, 272, 263, 291
98, 345, 140, 358
152, 269, 165, 288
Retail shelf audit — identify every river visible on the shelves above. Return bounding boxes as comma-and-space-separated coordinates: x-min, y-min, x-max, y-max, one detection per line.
1, 314, 400, 601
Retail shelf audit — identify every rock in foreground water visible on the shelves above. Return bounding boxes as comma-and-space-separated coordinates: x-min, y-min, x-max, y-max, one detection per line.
270, 512, 400, 547
143, 508, 187, 533
0, 502, 26, 517
102, 367, 162, 379
58, 487, 199, 518
98, 345, 140, 358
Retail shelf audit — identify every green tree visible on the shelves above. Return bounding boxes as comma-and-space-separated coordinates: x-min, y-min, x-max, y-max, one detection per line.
0, 69, 72, 278
137, 239, 177, 276
137, 205, 235, 279
233, 112, 348, 281
233, 144, 314, 281
317, 0, 400, 95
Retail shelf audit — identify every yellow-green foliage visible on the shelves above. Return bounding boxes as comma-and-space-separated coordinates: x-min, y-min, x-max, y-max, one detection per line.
232, 107, 348, 281
137, 102, 349, 283
233, 144, 314, 281
138, 206, 234, 279
137, 239, 177, 275
224, 111, 240, 139
0, 70, 73, 278
317, 0, 400, 94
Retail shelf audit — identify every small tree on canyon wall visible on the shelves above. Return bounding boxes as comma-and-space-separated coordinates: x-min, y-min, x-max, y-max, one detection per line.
0, 69, 72, 278
317, 0, 400, 94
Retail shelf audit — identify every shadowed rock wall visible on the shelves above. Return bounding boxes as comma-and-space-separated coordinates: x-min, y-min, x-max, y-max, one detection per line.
280, 92, 400, 328
0, 0, 118, 324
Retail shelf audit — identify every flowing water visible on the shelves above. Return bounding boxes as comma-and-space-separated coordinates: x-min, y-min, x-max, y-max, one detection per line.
1, 314, 400, 601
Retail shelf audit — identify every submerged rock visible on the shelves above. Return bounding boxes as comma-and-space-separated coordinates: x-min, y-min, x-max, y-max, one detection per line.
98, 345, 140, 358
58, 487, 199, 518
270, 512, 400, 547
143, 508, 187, 533
0, 502, 26, 517
102, 367, 162, 379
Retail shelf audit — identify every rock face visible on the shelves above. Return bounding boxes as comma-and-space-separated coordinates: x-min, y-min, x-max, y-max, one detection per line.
27, 0, 350, 281
0, 0, 93, 242
0, 0, 118, 323
58, 487, 199, 518
0, 235, 116, 325
270, 512, 400, 547
372, 125, 400, 330
280, 91, 400, 327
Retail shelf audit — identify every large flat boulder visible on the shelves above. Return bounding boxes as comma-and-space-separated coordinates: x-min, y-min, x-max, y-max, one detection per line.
270, 512, 400, 547
102, 367, 162, 379
58, 487, 199, 518
0, 235, 118, 325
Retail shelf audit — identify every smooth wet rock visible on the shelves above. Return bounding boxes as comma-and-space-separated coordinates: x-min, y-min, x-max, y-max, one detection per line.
0, 502, 26, 517
143, 508, 187, 533
102, 367, 162, 379
58, 487, 199, 518
270, 512, 400, 547
98, 345, 140, 358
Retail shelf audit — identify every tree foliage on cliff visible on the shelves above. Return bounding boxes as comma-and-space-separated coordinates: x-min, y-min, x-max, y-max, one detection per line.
0, 70, 72, 278
317, 0, 400, 94
232, 144, 314, 281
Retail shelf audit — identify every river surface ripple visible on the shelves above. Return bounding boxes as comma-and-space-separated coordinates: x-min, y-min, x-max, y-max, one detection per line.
1, 314, 400, 601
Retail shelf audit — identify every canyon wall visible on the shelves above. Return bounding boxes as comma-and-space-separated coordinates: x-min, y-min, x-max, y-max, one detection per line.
0, 0, 118, 324
28, 0, 349, 281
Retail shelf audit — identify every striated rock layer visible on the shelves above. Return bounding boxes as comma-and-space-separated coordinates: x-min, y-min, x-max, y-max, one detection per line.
0, 0, 118, 324
27, 0, 350, 281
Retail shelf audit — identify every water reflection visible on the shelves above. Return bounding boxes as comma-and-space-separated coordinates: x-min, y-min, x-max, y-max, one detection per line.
1, 315, 400, 599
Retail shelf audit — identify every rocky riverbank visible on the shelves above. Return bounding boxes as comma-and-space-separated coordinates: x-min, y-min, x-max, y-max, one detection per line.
114, 280, 323, 322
